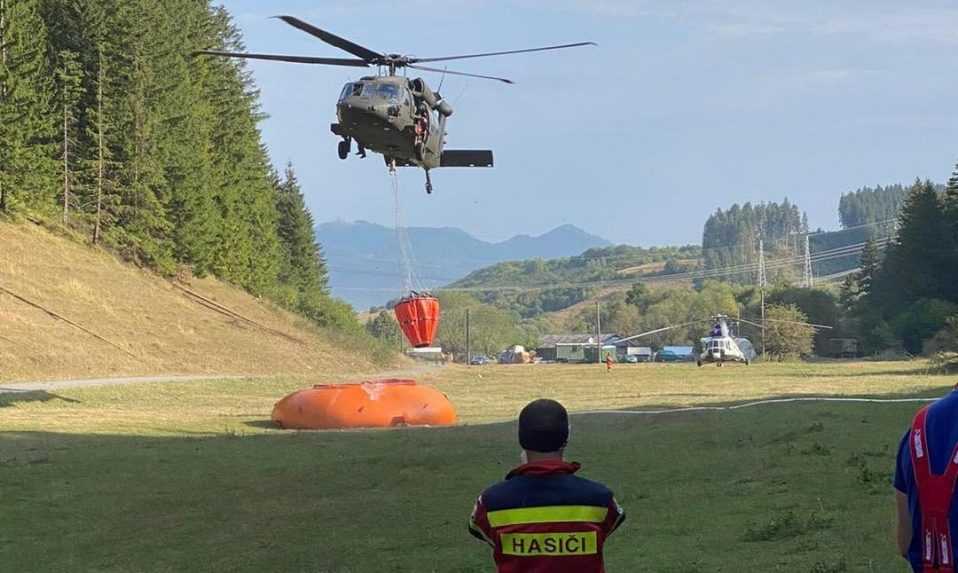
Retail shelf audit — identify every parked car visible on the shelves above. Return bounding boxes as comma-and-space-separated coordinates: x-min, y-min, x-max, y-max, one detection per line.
655, 347, 696, 362
470, 355, 492, 365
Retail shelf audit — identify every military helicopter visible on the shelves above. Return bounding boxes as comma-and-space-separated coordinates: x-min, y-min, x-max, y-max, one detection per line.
695, 315, 757, 367
195, 16, 595, 193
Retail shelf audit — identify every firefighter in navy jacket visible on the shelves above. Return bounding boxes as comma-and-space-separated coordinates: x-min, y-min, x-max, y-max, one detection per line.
469, 399, 626, 572
895, 389, 958, 571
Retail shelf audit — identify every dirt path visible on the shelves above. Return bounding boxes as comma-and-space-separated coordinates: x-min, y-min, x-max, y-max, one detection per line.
0, 363, 446, 395
0, 375, 247, 394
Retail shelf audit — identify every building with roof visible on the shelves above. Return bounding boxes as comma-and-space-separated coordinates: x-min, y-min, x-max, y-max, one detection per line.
536, 334, 640, 363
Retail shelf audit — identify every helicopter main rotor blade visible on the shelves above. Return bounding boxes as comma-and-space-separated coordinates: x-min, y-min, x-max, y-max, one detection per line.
193, 50, 369, 67
275, 16, 383, 62
410, 42, 597, 64
736, 318, 766, 330
738, 317, 834, 330
408, 64, 514, 84
616, 320, 708, 344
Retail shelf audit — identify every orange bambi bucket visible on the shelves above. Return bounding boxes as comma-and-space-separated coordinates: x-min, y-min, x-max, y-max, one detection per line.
394, 294, 440, 348
271, 379, 457, 429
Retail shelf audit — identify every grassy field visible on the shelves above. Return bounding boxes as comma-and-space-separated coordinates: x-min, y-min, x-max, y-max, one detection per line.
0, 361, 952, 571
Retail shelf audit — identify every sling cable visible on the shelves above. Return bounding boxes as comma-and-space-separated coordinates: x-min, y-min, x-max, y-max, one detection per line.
389, 171, 440, 348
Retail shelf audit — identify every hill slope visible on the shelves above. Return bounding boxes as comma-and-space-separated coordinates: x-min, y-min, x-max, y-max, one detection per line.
0, 222, 391, 383
447, 244, 702, 318
316, 221, 611, 310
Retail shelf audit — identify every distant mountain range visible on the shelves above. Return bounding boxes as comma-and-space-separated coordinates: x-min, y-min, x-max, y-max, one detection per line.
316, 221, 612, 310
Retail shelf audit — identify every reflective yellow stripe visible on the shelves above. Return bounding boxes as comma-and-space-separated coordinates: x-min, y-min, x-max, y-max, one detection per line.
487, 505, 608, 527
501, 532, 598, 556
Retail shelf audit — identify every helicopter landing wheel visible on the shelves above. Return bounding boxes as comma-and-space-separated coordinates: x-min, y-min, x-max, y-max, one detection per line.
696, 360, 702, 367
338, 139, 350, 160
745, 359, 750, 366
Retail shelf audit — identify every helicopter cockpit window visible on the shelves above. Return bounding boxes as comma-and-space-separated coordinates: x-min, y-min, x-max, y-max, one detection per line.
351, 83, 365, 97
362, 83, 401, 103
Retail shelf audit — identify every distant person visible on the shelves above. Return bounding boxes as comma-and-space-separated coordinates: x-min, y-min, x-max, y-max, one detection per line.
469, 399, 625, 572
895, 389, 958, 571
605, 354, 614, 372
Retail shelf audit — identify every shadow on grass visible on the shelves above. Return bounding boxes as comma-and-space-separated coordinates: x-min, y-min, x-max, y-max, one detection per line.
0, 389, 81, 408
242, 420, 276, 430
570, 384, 956, 416
776, 366, 948, 378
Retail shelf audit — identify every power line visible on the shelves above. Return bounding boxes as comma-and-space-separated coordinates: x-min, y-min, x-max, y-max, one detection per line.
808, 218, 898, 236
329, 234, 893, 294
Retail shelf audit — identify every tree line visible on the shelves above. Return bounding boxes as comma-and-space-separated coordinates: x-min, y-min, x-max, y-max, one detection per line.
838, 184, 910, 230
701, 199, 807, 283
0, 1, 355, 330
841, 171, 958, 357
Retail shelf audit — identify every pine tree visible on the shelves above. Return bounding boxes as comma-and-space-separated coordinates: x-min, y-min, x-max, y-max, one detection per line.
201, 7, 281, 293
366, 310, 402, 346
876, 180, 952, 307
90, 45, 108, 244
275, 163, 328, 296
857, 238, 881, 299
55, 49, 83, 224
156, 0, 220, 273
839, 237, 882, 315
947, 161, 958, 204
0, 0, 56, 214
44, 0, 114, 239
943, 160, 958, 302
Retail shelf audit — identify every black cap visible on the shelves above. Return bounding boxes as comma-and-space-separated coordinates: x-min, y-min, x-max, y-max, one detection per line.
518, 399, 569, 453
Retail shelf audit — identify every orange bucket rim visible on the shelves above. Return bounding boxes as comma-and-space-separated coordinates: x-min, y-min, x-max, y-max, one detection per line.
311, 379, 418, 390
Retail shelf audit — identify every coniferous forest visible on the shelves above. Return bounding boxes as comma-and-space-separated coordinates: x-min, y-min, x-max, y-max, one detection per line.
0, 1, 356, 330
701, 199, 807, 283
841, 176, 958, 355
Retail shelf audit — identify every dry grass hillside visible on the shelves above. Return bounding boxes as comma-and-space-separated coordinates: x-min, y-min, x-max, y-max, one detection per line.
0, 221, 397, 382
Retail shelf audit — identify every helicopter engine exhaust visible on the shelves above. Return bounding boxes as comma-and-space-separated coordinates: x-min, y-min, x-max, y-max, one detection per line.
436, 100, 454, 117
410, 78, 454, 117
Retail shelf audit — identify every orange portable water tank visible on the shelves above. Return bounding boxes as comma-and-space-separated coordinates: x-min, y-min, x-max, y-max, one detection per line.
271, 379, 457, 430
394, 294, 440, 348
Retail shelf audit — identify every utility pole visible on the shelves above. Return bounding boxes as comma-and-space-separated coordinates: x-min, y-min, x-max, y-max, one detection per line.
758, 239, 767, 357
803, 234, 813, 288
595, 301, 601, 364
465, 307, 471, 366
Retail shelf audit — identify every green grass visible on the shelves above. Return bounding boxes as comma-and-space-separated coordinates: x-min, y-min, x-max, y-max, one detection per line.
0, 361, 948, 571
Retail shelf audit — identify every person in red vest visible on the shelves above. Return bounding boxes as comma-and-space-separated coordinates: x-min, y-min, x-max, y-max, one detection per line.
895, 390, 958, 571
605, 354, 614, 372
469, 399, 625, 572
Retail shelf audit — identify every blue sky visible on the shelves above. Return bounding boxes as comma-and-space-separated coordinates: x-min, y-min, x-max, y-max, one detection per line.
217, 1, 958, 245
